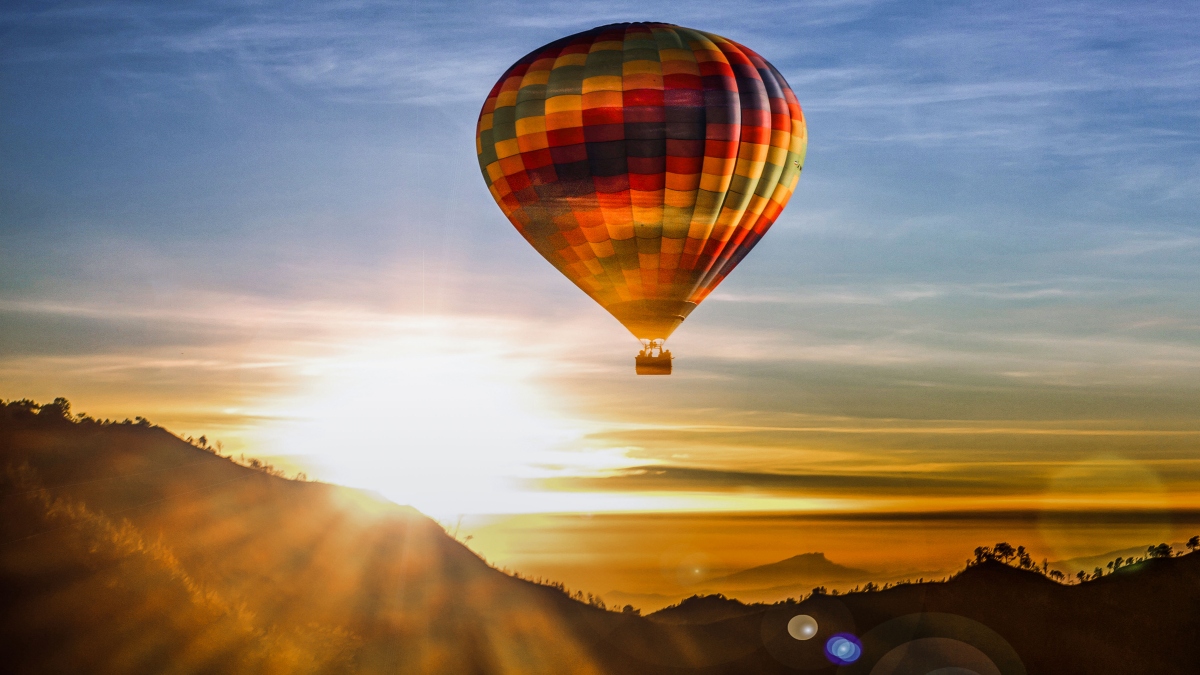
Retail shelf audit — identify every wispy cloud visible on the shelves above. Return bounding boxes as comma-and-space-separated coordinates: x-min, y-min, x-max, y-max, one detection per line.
539, 464, 1000, 496
708, 281, 1086, 305
2, 2, 525, 105
1087, 235, 1200, 257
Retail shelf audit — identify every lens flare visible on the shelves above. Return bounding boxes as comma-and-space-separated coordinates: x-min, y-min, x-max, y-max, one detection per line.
1038, 454, 1171, 561
825, 633, 862, 665
788, 614, 819, 640
856, 613, 1023, 675
763, 597, 856, 670
872, 637, 1000, 675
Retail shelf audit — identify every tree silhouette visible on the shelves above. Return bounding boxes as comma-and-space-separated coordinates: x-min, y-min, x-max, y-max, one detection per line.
973, 546, 992, 564
993, 542, 1016, 564
38, 397, 72, 419
1187, 536, 1199, 553
1017, 546, 1034, 570
1150, 543, 1173, 559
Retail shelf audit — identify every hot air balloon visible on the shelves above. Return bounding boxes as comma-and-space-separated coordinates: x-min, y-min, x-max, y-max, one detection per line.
476, 22, 807, 374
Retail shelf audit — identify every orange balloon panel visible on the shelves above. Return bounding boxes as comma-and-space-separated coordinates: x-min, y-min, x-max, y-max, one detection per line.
476, 23, 807, 341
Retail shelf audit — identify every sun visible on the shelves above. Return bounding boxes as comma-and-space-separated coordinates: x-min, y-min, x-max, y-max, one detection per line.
251, 316, 584, 517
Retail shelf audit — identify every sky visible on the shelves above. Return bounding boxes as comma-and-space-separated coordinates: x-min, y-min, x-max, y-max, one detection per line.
3, 0, 1200, 569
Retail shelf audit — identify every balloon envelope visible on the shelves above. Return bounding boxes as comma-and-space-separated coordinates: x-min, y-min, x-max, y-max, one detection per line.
476, 23, 807, 341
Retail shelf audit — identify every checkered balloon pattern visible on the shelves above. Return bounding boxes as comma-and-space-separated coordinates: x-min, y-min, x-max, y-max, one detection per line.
476, 23, 807, 341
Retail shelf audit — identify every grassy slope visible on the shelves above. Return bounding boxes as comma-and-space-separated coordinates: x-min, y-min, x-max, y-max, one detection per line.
0, 405, 628, 674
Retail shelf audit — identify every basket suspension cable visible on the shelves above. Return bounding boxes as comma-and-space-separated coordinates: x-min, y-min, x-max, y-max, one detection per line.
639, 338, 667, 358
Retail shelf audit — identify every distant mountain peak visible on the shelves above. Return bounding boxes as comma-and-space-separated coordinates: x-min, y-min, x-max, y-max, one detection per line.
705, 552, 870, 589
781, 552, 828, 562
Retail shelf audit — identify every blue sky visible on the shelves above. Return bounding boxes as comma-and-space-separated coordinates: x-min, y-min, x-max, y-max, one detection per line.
2, 0, 1199, 516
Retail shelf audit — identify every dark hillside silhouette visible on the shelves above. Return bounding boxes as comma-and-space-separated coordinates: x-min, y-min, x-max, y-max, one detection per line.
3, 399, 1199, 674
645, 594, 758, 625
